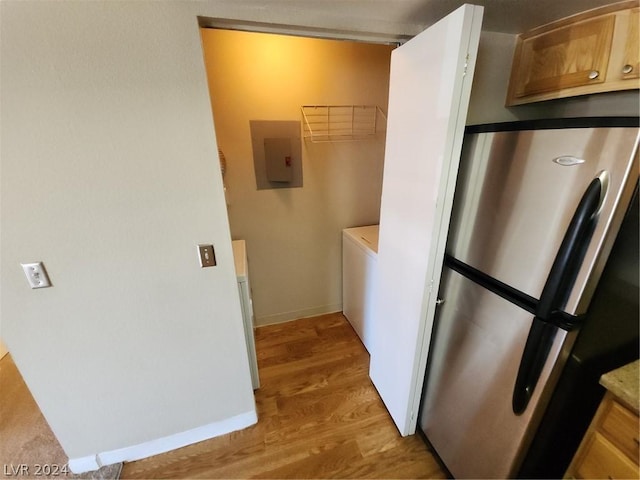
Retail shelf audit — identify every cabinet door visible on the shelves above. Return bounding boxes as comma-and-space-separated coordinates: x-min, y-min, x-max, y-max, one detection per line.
621, 8, 639, 80
600, 399, 640, 464
512, 15, 615, 98
574, 432, 639, 480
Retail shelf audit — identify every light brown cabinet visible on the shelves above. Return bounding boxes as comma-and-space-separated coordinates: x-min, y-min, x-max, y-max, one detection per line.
507, 1, 640, 105
565, 392, 640, 480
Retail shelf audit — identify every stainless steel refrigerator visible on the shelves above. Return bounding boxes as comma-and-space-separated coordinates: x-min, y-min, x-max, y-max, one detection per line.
418, 118, 639, 479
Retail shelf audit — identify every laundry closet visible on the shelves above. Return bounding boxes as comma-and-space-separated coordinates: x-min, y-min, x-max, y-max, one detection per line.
200, 28, 393, 333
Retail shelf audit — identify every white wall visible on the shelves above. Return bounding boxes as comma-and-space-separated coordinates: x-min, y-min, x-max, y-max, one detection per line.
0, 1, 257, 466
202, 30, 392, 325
467, 31, 640, 125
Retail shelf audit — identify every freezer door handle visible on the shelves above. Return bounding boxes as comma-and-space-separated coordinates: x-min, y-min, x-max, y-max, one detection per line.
513, 174, 605, 415
535, 173, 606, 321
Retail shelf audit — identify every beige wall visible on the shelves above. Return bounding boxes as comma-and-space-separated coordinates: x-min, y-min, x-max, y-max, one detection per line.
202, 30, 393, 325
1, 1, 256, 465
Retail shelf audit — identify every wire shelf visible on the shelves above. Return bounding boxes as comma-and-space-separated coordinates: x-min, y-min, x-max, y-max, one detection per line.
301, 105, 386, 142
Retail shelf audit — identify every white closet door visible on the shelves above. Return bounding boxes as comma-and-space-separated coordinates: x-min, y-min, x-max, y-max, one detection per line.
369, 4, 484, 436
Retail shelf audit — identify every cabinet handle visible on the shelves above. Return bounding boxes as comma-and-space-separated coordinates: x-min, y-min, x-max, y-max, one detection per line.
622, 64, 634, 74
588, 70, 599, 80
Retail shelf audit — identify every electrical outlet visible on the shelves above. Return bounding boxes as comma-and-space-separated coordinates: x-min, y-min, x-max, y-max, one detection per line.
21, 262, 52, 289
197, 245, 216, 268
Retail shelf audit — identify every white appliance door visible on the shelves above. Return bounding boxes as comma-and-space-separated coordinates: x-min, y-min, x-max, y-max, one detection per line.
369, 4, 483, 436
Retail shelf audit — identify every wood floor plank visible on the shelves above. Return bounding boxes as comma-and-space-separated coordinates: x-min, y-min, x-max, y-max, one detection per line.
355, 421, 402, 457
257, 439, 364, 479
256, 353, 370, 399
121, 313, 445, 479
254, 320, 319, 349
258, 334, 366, 372
257, 344, 365, 383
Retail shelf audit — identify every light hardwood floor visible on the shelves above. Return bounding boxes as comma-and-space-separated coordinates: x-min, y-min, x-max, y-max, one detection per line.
122, 313, 446, 479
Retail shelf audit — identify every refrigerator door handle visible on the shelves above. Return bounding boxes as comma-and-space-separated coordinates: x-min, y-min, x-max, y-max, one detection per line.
512, 173, 606, 415
512, 318, 557, 415
535, 172, 608, 321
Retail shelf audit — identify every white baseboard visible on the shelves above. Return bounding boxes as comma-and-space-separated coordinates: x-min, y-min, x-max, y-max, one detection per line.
255, 304, 342, 327
68, 410, 257, 474
68, 455, 101, 474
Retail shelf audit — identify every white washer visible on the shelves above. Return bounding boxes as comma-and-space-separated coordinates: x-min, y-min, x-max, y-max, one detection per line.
342, 225, 379, 353
232, 239, 260, 389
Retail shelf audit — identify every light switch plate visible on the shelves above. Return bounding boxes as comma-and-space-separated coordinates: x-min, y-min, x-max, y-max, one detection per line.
21, 262, 52, 289
197, 244, 216, 268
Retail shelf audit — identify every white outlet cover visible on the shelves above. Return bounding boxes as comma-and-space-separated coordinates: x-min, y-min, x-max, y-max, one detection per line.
21, 262, 52, 289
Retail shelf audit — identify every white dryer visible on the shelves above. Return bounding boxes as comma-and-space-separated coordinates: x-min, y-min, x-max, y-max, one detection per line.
342, 225, 379, 353
232, 239, 260, 389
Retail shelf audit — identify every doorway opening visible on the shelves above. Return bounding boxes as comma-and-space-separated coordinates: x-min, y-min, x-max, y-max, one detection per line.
198, 4, 485, 439
199, 25, 394, 330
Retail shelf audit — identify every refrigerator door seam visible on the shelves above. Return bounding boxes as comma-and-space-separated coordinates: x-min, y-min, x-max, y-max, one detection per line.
445, 254, 538, 314
445, 255, 588, 331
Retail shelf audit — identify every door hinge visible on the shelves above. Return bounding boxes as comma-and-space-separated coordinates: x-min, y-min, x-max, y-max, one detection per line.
463, 53, 470, 77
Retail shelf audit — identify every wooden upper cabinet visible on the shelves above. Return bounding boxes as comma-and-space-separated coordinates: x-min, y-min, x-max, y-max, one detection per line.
513, 16, 615, 98
507, 1, 640, 105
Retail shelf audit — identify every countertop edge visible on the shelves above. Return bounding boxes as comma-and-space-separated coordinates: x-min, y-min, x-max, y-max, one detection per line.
600, 359, 639, 414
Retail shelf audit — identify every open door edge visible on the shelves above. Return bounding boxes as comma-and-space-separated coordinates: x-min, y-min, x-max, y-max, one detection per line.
404, 4, 485, 436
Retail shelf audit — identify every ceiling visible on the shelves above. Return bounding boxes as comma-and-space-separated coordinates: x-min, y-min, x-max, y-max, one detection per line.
203, 0, 626, 40
402, 0, 625, 33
